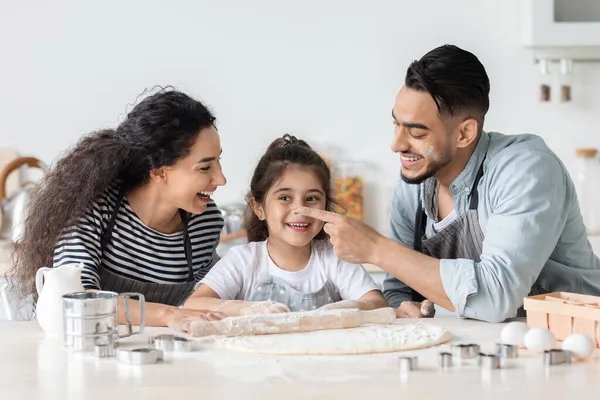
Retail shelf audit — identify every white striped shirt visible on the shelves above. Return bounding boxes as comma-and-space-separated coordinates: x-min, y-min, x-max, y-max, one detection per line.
53, 182, 224, 290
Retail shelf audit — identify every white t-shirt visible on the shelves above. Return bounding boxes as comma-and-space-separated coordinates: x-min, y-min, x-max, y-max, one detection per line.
426, 209, 459, 238
199, 240, 379, 301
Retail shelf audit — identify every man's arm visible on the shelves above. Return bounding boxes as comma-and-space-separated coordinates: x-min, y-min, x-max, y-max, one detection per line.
375, 237, 453, 310
296, 148, 571, 322
376, 149, 570, 322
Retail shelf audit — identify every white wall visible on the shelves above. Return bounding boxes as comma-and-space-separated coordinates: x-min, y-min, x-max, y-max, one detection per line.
2, 0, 600, 233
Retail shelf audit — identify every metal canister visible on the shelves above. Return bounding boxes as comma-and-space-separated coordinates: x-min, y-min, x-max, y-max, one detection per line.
62, 291, 145, 353
62, 291, 119, 353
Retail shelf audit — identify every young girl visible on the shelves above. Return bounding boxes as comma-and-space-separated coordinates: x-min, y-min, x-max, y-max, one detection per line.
184, 134, 388, 316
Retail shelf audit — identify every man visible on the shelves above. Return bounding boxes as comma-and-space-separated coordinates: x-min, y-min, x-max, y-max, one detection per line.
296, 44, 600, 322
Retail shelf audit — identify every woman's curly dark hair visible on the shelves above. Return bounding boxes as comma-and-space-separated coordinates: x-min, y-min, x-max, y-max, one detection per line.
243, 134, 343, 242
9, 88, 217, 303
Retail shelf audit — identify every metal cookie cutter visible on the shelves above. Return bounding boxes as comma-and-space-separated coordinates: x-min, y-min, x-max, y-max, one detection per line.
451, 343, 480, 359
94, 344, 117, 358
495, 343, 519, 358
117, 348, 163, 365
438, 352, 453, 369
478, 353, 501, 370
148, 334, 192, 352
495, 343, 518, 367
398, 356, 418, 372
544, 349, 572, 366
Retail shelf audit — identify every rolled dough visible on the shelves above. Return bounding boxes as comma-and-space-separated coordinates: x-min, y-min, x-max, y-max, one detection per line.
216, 322, 451, 355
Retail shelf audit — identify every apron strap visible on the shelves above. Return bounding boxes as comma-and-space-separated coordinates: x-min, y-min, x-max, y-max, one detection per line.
100, 188, 195, 283
411, 202, 427, 302
100, 189, 125, 256
410, 157, 486, 302
179, 210, 195, 282
468, 159, 486, 210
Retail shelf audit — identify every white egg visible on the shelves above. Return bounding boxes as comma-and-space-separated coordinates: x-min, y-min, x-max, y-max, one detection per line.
500, 321, 530, 346
561, 333, 596, 360
524, 328, 557, 353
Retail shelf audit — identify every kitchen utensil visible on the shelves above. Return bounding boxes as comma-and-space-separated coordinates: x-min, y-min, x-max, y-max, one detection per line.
183, 307, 396, 337
451, 343, 480, 359
478, 353, 501, 370
95, 343, 117, 358
62, 291, 145, 353
117, 348, 162, 365
148, 334, 192, 352
0, 148, 21, 199
398, 356, 418, 372
173, 336, 192, 352
543, 349, 572, 366
0, 157, 47, 243
438, 352, 453, 368
35, 263, 85, 334
495, 343, 519, 358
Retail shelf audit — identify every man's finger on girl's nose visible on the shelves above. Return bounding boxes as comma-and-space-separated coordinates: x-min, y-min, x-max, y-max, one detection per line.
293, 207, 341, 223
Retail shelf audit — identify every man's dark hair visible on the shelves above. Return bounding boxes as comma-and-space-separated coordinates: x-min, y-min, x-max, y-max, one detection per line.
406, 45, 490, 133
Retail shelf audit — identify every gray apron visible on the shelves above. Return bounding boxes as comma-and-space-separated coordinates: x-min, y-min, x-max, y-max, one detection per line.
247, 245, 342, 311
99, 190, 196, 307
411, 159, 544, 316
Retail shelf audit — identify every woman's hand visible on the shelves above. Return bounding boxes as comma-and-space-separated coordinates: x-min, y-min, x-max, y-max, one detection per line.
239, 301, 290, 315
165, 308, 226, 332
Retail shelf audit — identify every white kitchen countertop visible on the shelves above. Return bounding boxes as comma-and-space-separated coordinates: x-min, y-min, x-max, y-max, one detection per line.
0, 318, 598, 399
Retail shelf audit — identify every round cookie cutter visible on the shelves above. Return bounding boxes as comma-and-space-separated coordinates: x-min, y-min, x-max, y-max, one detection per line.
117, 348, 164, 365
148, 334, 193, 352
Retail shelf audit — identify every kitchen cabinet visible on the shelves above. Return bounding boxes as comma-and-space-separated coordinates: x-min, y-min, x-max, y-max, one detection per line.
521, 0, 600, 60
522, 0, 600, 47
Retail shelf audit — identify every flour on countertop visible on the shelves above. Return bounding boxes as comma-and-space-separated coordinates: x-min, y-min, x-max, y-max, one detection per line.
215, 322, 451, 355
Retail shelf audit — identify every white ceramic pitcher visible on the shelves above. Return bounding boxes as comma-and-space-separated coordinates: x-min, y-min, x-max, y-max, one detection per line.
35, 263, 85, 334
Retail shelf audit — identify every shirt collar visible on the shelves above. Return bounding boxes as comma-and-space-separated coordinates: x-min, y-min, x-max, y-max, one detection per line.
421, 131, 491, 221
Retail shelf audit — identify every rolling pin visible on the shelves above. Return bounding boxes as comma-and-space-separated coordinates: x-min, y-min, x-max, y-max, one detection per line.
183, 307, 396, 337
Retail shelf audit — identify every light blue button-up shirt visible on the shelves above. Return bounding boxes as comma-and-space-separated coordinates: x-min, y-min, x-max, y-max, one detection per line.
383, 131, 600, 322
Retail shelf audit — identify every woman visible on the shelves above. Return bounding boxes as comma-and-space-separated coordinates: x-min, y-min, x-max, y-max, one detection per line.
11, 89, 227, 327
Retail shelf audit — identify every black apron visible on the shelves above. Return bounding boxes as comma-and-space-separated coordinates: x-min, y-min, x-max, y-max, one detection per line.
99, 191, 196, 307
411, 160, 543, 316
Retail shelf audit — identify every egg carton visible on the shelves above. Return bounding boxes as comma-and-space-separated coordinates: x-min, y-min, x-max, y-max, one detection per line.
523, 292, 600, 347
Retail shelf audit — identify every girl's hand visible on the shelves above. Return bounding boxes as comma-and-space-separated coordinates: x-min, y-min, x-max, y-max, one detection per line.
239, 301, 291, 315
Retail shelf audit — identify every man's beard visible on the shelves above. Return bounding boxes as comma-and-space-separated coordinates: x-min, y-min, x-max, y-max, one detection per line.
401, 154, 451, 185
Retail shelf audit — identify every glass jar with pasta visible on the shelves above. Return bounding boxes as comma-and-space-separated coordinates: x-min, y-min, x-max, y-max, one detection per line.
334, 161, 365, 221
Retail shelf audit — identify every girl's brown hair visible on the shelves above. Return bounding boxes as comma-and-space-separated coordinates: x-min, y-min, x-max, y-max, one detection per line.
243, 134, 342, 242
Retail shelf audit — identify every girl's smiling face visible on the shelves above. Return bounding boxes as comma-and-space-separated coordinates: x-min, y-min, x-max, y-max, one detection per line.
252, 165, 326, 248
